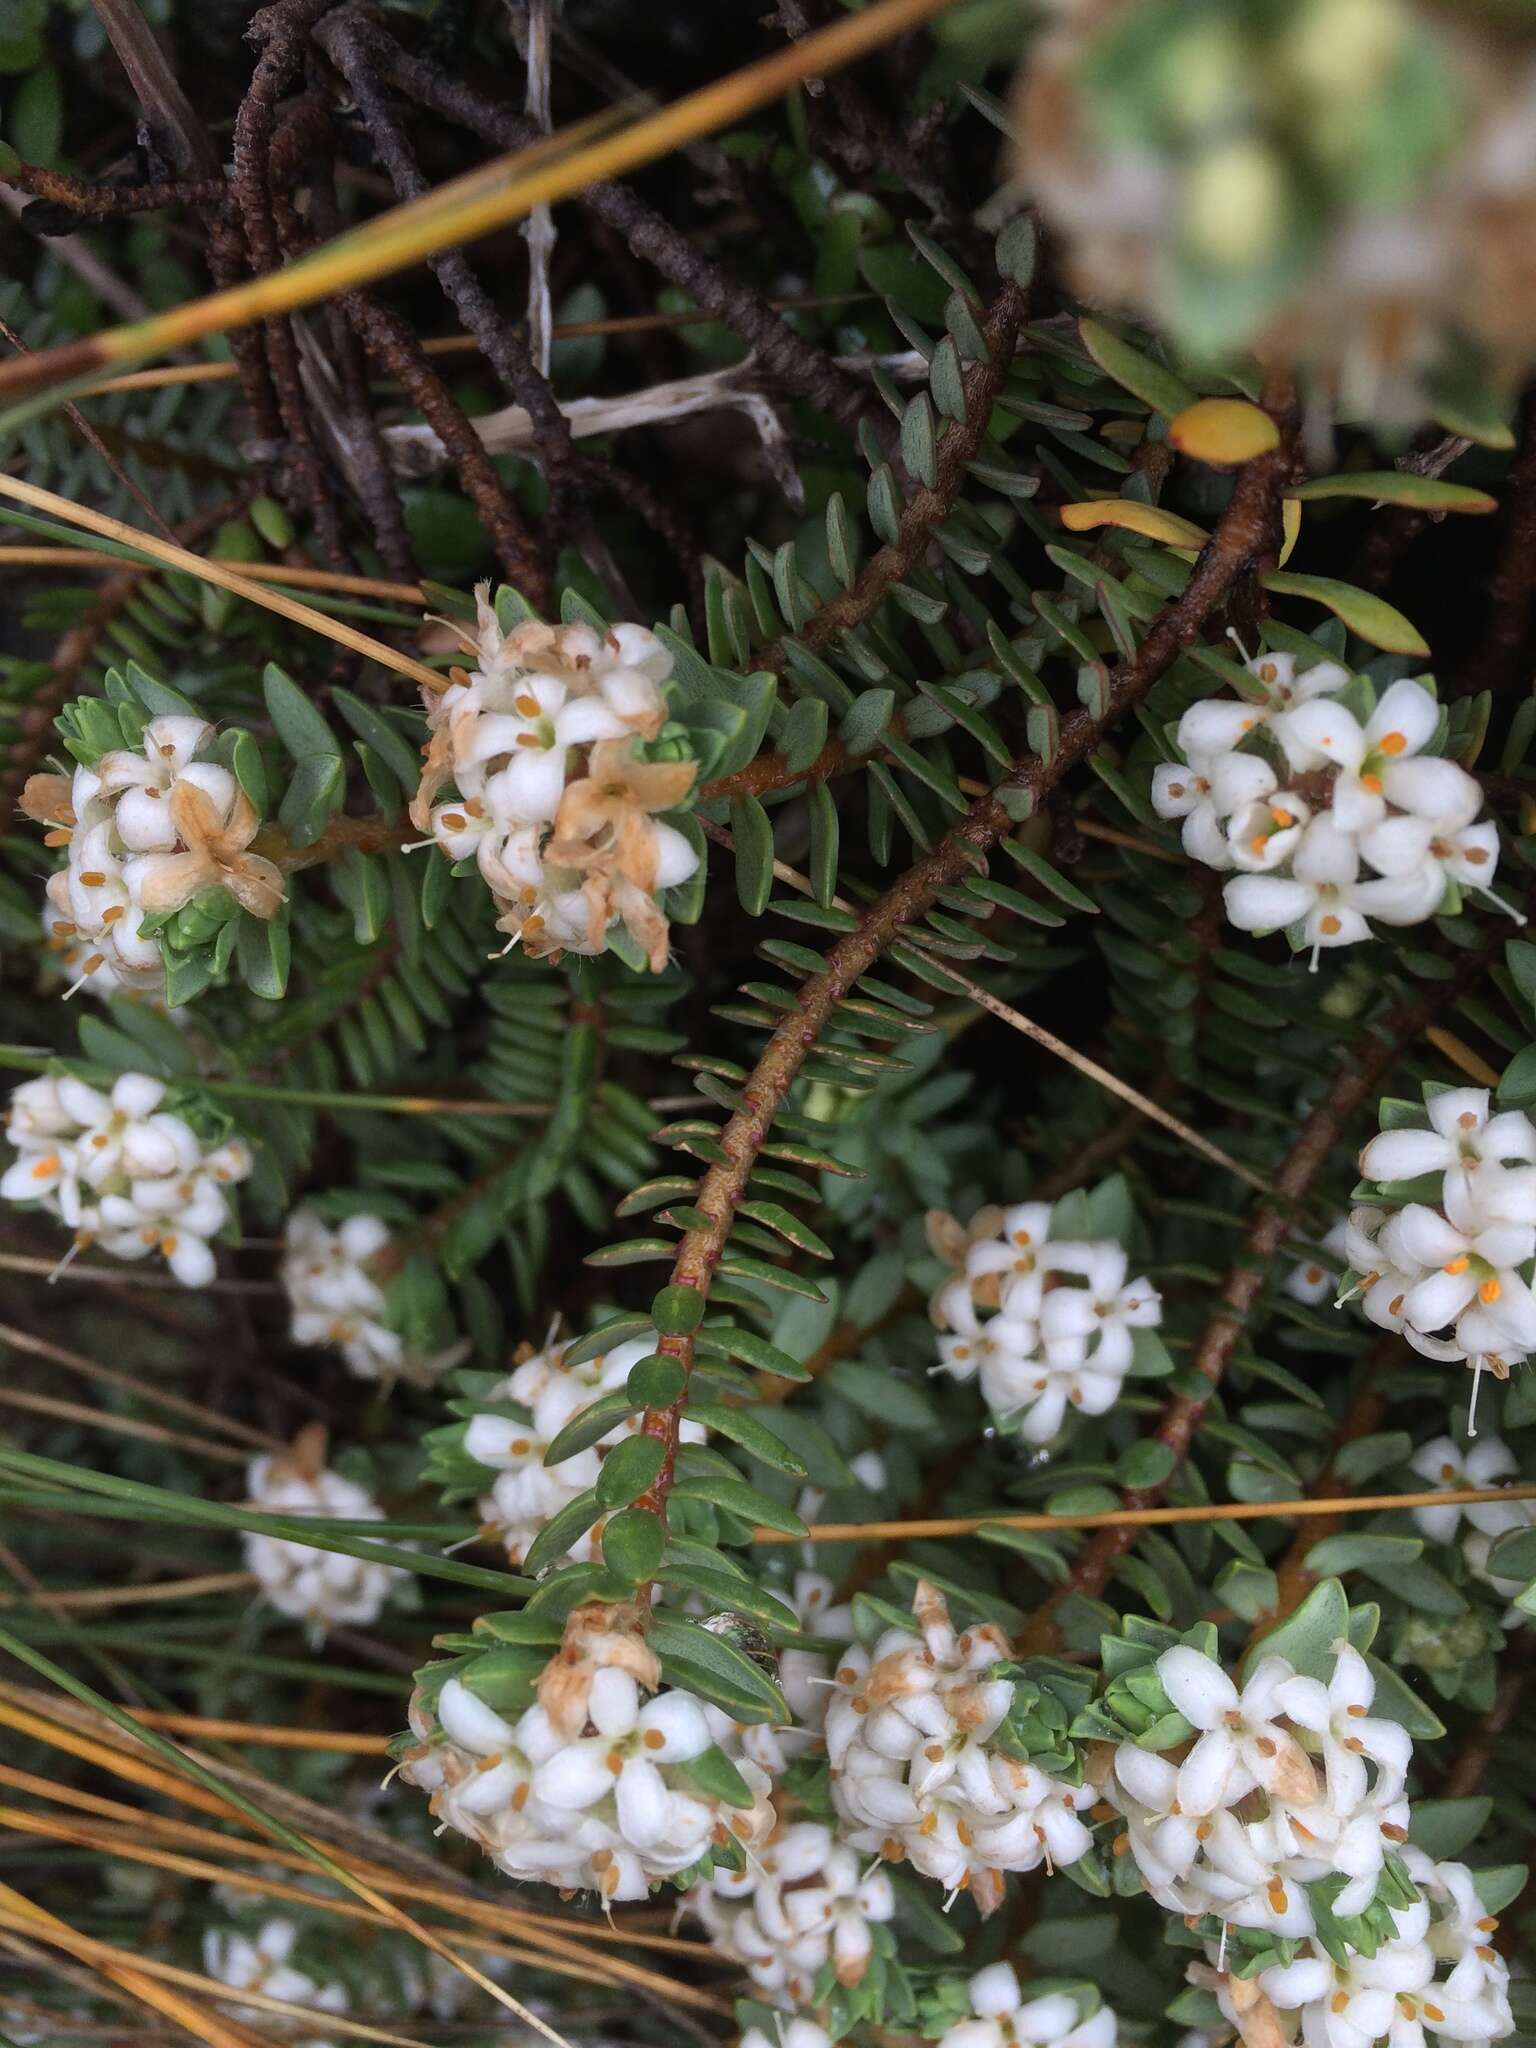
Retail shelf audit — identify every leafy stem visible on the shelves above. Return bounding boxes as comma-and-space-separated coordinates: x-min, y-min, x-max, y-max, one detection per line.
629, 364, 1299, 1579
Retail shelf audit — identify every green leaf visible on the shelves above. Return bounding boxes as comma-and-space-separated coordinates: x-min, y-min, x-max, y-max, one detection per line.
276, 754, 344, 847
594, 1434, 665, 1509
1078, 318, 1196, 417
332, 688, 424, 791
1305, 1531, 1421, 1575
668, 1475, 807, 1538
900, 392, 938, 488
685, 1402, 808, 1475
1243, 1577, 1349, 1681
695, 1325, 810, 1383
736, 1201, 832, 1259
654, 1560, 799, 1631
730, 795, 776, 917
627, 1354, 685, 1406
825, 1359, 938, 1431
263, 664, 344, 762
541, 1388, 637, 1467
11, 60, 61, 164
673, 1742, 756, 1809
601, 1507, 665, 1583
522, 1486, 604, 1575
1363, 1654, 1445, 1738
236, 909, 290, 1000
647, 1614, 787, 1724
1407, 1798, 1494, 1862
780, 695, 829, 774
1288, 472, 1496, 513
1258, 572, 1429, 656
841, 687, 895, 756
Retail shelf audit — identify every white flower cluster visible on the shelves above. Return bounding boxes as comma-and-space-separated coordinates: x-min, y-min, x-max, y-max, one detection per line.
1203, 1848, 1512, 2048
245, 1431, 402, 1641
694, 1817, 897, 2007
1344, 1090, 1536, 1422
204, 1919, 347, 2048
827, 1581, 1094, 1916
282, 1208, 455, 1388
1, 1071, 250, 1286
398, 1601, 773, 1902
1410, 1435, 1536, 1605
412, 590, 699, 972
929, 1200, 1161, 1442
938, 1967, 1116, 2048
21, 714, 284, 1001
1104, 1639, 1411, 1939
1150, 653, 1510, 968
452, 1329, 698, 1569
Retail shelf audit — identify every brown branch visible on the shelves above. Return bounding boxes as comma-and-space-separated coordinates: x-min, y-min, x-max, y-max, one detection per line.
338, 290, 552, 611
231, 17, 348, 566
629, 365, 1296, 1557
0, 161, 224, 216
378, 36, 878, 429
1248, 1339, 1398, 1642
1015, 943, 1510, 1657
318, 8, 579, 571
760, 288, 1030, 669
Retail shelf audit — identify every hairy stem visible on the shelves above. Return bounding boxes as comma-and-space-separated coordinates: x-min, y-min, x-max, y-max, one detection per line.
1016, 943, 1510, 1656
630, 370, 1296, 1551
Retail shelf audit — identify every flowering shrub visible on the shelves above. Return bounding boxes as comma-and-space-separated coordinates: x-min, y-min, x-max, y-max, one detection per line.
5, 4, 1536, 2045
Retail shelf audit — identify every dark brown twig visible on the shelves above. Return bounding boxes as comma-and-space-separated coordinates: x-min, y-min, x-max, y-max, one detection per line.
378, 37, 878, 430
0, 162, 224, 216
231, 9, 349, 564
338, 289, 552, 610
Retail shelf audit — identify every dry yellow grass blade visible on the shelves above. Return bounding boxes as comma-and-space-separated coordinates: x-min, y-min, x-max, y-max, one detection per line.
0, 543, 426, 602
0, 1879, 264, 2048
0, 1383, 250, 1465
0, 1570, 255, 1612
0, 1805, 729, 2016
0, 1903, 431, 2048
124, 1709, 392, 1751
752, 1482, 1536, 1544
0, 1761, 712, 1963
0, 474, 444, 691
68, 292, 872, 395
0, 0, 957, 407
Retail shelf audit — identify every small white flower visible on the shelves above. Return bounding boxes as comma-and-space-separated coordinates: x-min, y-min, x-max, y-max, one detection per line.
938, 1968, 1117, 2048
1224, 814, 1445, 968
1153, 750, 1279, 869
1360, 1090, 1536, 1193
245, 1440, 401, 1640
204, 1917, 347, 2048
1272, 675, 1441, 820
1154, 1646, 1318, 1816
1408, 1435, 1521, 1541
1285, 1219, 1351, 1304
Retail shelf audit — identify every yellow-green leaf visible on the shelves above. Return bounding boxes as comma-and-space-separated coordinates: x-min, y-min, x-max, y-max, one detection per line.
1169, 398, 1279, 465
1287, 472, 1497, 513
1058, 500, 1210, 549
1077, 319, 1197, 418
1259, 570, 1430, 656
